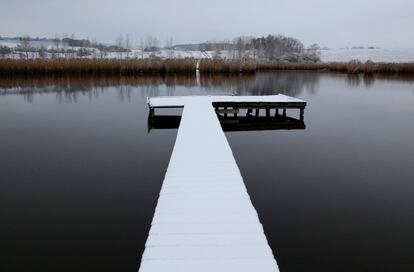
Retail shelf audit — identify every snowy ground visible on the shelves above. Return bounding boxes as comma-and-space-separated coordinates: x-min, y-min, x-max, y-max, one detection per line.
320, 48, 414, 63
143, 48, 414, 63
1, 38, 414, 63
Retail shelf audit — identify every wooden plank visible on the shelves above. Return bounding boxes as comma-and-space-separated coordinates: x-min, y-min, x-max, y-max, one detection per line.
140, 96, 282, 272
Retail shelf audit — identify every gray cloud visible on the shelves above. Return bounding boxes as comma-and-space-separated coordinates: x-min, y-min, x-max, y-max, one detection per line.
1, 0, 413, 48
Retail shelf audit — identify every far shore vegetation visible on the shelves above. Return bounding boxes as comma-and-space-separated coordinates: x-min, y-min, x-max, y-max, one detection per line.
1, 34, 413, 76
1, 59, 414, 77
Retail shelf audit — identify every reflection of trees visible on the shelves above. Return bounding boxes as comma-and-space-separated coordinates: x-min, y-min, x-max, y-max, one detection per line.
197, 72, 319, 97
234, 72, 319, 96
346, 74, 361, 87
0, 73, 320, 102
0, 76, 161, 103
4, 72, 413, 103
363, 74, 375, 87
344, 74, 414, 88
0, 72, 414, 100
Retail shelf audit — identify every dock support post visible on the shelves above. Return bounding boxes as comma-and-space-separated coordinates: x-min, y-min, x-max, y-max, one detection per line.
224, 107, 227, 118
275, 108, 279, 117
300, 107, 304, 121
255, 108, 259, 116
266, 107, 270, 118
150, 108, 155, 117
247, 108, 252, 116
283, 108, 286, 117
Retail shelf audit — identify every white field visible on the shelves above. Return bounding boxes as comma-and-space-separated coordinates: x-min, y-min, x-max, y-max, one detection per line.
1, 39, 414, 63
320, 48, 414, 63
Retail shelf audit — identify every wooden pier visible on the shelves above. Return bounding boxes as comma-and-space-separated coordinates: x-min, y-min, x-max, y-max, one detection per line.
140, 95, 306, 272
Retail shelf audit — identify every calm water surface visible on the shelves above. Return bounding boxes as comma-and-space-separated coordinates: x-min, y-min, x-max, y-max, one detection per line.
0, 73, 413, 272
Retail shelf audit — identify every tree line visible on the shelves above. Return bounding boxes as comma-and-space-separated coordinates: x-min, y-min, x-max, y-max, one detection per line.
0, 33, 320, 62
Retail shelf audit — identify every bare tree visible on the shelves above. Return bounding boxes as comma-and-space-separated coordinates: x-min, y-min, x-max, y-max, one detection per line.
69, 34, 76, 58
125, 34, 131, 58
116, 35, 124, 48
54, 34, 61, 53
116, 35, 124, 58
0, 46, 12, 58
138, 38, 144, 58
308, 43, 321, 55
233, 36, 250, 60
165, 37, 174, 58
144, 36, 159, 52
232, 34, 305, 60
91, 38, 99, 59
62, 33, 69, 58
125, 35, 131, 49
18, 35, 31, 59
38, 45, 47, 59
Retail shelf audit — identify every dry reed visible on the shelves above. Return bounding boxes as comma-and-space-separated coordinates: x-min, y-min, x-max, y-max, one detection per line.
256, 61, 414, 74
0, 59, 196, 77
0, 59, 414, 77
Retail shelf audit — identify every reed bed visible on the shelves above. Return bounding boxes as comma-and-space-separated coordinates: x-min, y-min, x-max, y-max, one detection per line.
0, 59, 196, 77
257, 61, 414, 74
0, 59, 414, 77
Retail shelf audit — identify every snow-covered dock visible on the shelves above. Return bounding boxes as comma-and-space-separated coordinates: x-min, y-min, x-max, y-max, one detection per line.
140, 95, 306, 272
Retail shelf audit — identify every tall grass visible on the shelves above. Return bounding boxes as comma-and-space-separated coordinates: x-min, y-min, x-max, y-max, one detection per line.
0, 59, 196, 77
0, 59, 414, 76
257, 61, 414, 74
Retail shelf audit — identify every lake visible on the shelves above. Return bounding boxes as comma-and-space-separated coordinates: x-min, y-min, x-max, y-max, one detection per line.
1, 72, 413, 272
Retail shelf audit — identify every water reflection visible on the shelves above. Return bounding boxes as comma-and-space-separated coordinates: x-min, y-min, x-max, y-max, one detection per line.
0, 73, 319, 102
1, 73, 414, 103
1, 71, 414, 272
148, 113, 305, 132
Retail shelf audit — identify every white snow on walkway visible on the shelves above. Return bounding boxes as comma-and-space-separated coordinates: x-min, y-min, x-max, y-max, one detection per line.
148, 94, 304, 108
139, 96, 280, 272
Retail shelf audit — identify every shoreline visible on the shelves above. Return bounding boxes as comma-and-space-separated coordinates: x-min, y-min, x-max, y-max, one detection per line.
1, 59, 414, 76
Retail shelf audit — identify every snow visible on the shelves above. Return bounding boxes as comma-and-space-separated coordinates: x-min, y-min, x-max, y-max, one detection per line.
148, 94, 305, 108
2, 38, 413, 63
320, 48, 414, 63
140, 96, 281, 272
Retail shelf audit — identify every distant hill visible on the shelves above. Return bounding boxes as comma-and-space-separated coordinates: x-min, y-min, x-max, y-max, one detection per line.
172, 44, 200, 51
0, 36, 90, 47
173, 43, 233, 51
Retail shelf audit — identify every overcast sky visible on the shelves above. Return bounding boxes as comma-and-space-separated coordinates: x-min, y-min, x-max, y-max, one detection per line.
1, 0, 413, 48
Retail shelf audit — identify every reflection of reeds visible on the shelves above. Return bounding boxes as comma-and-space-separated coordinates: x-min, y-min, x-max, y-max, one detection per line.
1, 71, 414, 95
257, 61, 414, 74
0, 72, 322, 101
0, 75, 199, 91
199, 60, 256, 74
1, 59, 414, 76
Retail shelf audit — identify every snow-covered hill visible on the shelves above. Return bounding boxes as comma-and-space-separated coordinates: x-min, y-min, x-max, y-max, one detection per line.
320, 48, 414, 63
